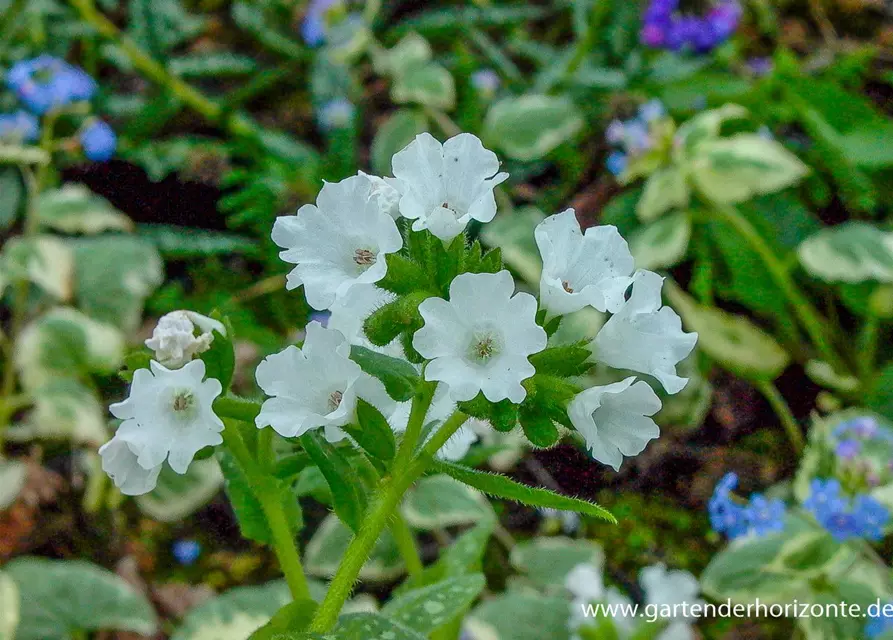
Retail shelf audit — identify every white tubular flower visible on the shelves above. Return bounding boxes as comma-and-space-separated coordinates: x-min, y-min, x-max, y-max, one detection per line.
568, 377, 661, 471
413, 271, 547, 403
534, 209, 635, 316
255, 322, 394, 440
272, 175, 403, 310
392, 133, 509, 241
641, 563, 703, 637
98, 436, 162, 496
144, 310, 226, 369
327, 283, 401, 358
593, 270, 697, 394
358, 171, 401, 220
565, 563, 605, 603
110, 360, 224, 474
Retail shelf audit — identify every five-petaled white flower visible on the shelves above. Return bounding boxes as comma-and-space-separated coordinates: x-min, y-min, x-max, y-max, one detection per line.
534, 209, 635, 316
568, 376, 662, 471
565, 563, 605, 603
593, 270, 697, 394
392, 133, 509, 241
413, 271, 547, 403
358, 171, 401, 220
641, 563, 703, 640
327, 283, 401, 358
108, 359, 224, 476
98, 437, 162, 496
145, 310, 226, 369
255, 322, 394, 441
272, 174, 403, 310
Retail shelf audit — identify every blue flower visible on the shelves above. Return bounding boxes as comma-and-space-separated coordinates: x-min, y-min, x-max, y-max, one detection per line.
746, 494, 785, 536
638, 99, 665, 123
172, 539, 201, 566
317, 98, 355, 131
835, 416, 879, 440
0, 110, 39, 143
7, 55, 97, 114
803, 478, 846, 522
623, 120, 651, 153
866, 603, 893, 639
835, 439, 861, 460
471, 69, 500, 98
853, 495, 890, 542
605, 151, 627, 177
641, 0, 740, 54
301, 0, 342, 47
79, 120, 116, 161
605, 119, 625, 146
708, 473, 750, 539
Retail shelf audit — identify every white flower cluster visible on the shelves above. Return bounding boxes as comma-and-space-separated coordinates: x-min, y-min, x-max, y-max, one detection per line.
99, 132, 698, 496
566, 561, 703, 640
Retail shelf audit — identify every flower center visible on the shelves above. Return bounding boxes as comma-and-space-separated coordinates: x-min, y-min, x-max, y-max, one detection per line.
328, 390, 344, 412
170, 390, 196, 419
467, 328, 502, 363
353, 248, 376, 266
562, 280, 574, 293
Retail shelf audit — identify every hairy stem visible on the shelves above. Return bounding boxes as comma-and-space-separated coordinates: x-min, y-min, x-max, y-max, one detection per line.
755, 380, 804, 454
220, 421, 311, 601
712, 203, 847, 374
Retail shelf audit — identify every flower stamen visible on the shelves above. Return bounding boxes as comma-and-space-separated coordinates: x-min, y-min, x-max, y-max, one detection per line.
353, 248, 376, 266
328, 390, 343, 412
562, 280, 574, 293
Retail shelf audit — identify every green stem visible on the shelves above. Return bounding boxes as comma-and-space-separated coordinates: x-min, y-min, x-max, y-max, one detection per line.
419, 410, 469, 459
856, 316, 880, 382
390, 513, 423, 577
755, 380, 804, 454
393, 380, 435, 470
712, 203, 847, 374
220, 421, 311, 602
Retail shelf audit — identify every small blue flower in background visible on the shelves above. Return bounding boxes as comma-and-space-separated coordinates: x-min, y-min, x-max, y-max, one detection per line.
638, 99, 666, 123
835, 438, 861, 460
309, 310, 331, 327
640, 0, 741, 54
471, 69, 501, 99
0, 110, 39, 143
317, 98, 355, 131
746, 57, 774, 77
866, 603, 893, 639
605, 120, 625, 145
835, 416, 879, 440
746, 494, 785, 536
301, 0, 342, 47
605, 151, 627, 177
7, 55, 97, 115
172, 539, 201, 566
79, 120, 116, 162
804, 477, 890, 542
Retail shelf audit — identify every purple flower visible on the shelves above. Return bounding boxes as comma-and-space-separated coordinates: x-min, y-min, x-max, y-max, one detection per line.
746, 57, 774, 77
7, 55, 97, 114
79, 120, 116, 161
640, 22, 669, 48
606, 151, 627, 176
471, 69, 501, 98
0, 110, 39, 143
835, 439, 862, 460
707, 1, 743, 39
746, 494, 785, 536
641, 0, 740, 53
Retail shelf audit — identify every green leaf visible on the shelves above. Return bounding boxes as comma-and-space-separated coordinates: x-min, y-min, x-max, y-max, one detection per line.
344, 399, 396, 462
350, 345, 420, 402
8, 378, 108, 446
636, 167, 689, 222
300, 432, 368, 532
6, 557, 157, 640
128, 0, 205, 58
330, 613, 426, 640
432, 460, 615, 522
483, 95, 583, 161
137, 223, 257, 259
247, 598, 318, 640
467, 591, 572, 640
402, 474, 493, 529
392, 62, 456, 110
768, 531, 843, 576
479, 205, 545, 286
136, 457, 223, 522
381, 33, 432, 77
171, 580, 294, 640
0, 144, 50, 165
664, 280, 789, 381
519, 407, 560, 447
382, 575, 485, 634
673, 104, 749, 157
199, 315, 235, 393
691, 134, 809, 204
1, 235, 75, 301
528, 344, 593, 378
36, 185, 133, 234
510, 537, 604, 591
798, 222, 893, 284
629, 210, 692, 271
868, 364, 893, 423
0, 167, 23, 231
0, 571, 18, 640
371, 109, 428, 176
217, 447, 303, 544
305, 514, 405, 581
170, 52, 258, 77
71, 235, 164, 332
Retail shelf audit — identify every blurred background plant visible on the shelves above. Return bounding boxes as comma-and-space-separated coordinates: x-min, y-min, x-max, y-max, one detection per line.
2, 0, 893, 638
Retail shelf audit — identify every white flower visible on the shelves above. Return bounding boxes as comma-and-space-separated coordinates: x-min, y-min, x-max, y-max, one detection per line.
413, 271, 547, 403
110, 360, 224, 474
534, 209, 635, 316
641, 563, 703, 640
593, 270, 697, 394
568, 377, 661, 471
272, 174, 403, 310
144, 310, 226, 369
327, 283, 401, 358
98, 436, 161, 496
358, 171, 401, 220
392, 133, 509, 241
255, 322, 394, 441
539, 507, 581, 534
565, 563, 604, 603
